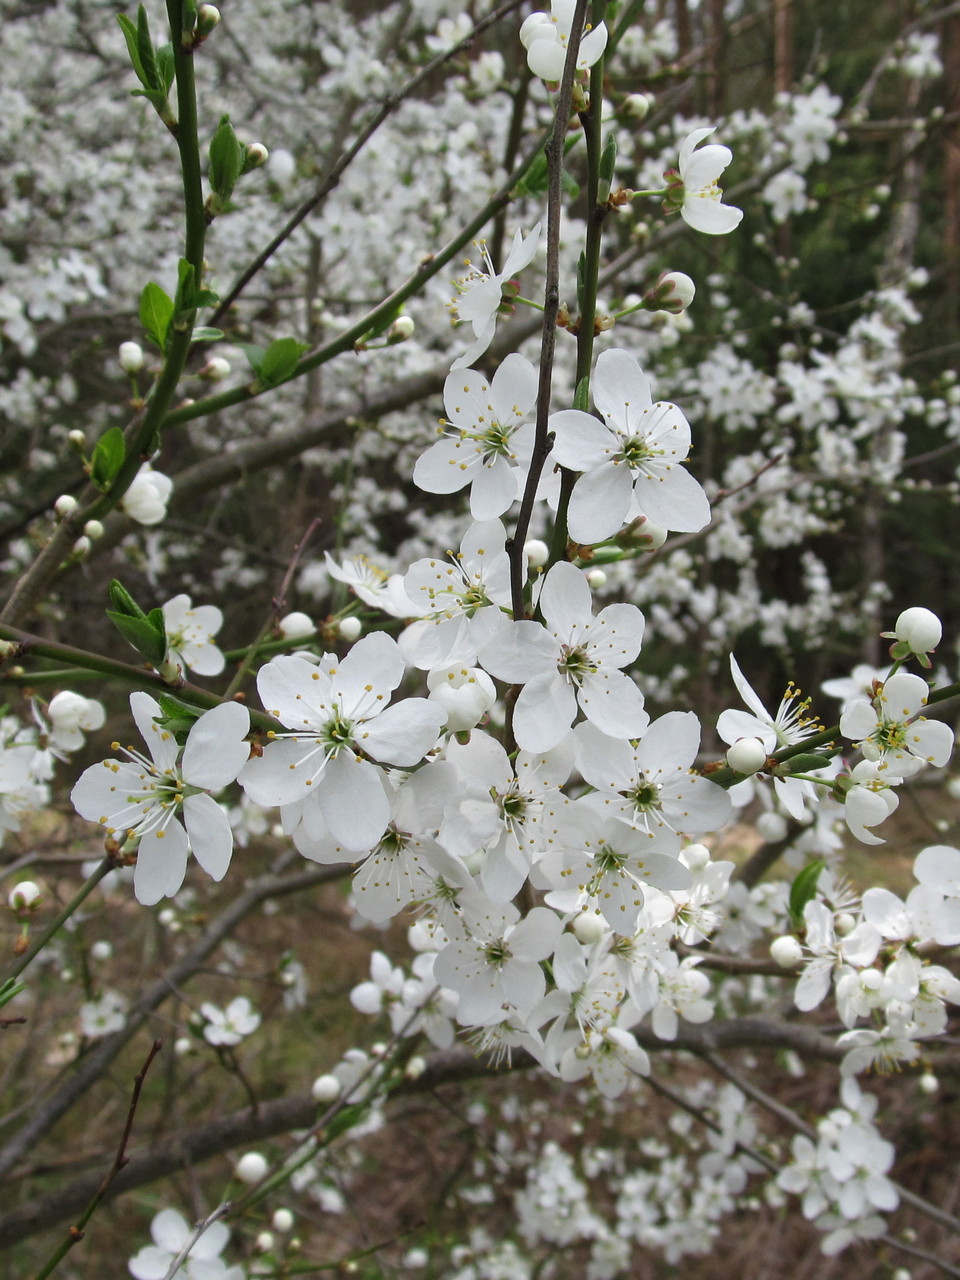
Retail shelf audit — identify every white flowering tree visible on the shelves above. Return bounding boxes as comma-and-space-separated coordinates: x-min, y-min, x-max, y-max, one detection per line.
1, 1, 960, 1277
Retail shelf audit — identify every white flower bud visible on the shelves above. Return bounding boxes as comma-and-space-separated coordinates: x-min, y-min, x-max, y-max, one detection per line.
770, 935, 803, 967
572, 912, 607, 945
279, 611, 315, 640
72, 536, 91, 558
388, 316, 415, 341
68, 429, 86, 448
656, 270, 696, 313
236, 1151, 269, 1183
859, 967, 883, 990
83, 520, 104, 540
272, 1209, 295, 1233
90, 940, 112, 961
245, 142, 269, 169
196, 3, 220, 34
255, 1232, 275, 1253
834, 911, 857, 936
158, 908, 177, 927
623, 92, 654, 119
681, 843, 711, 871
585, 568, 607, 589
8, 881, 42, 913
918, 1071, 939, 1095
404, 1055, 427, 1080
174, 1037, 193, 1056
118, 341, 145, 374
54, 494, 78, 518
894, 606, 941, 654
311, 1073, 341, 1103
524, 538, 549, 568
199, 356, 231, 381
634, 516, 667, 549
726, 736, 767, 775
337, 616, 362, 642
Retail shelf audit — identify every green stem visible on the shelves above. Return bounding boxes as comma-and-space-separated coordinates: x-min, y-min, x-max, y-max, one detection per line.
0, 623, 280, 732
2, 858, 115, 988
0, 0, 207, 627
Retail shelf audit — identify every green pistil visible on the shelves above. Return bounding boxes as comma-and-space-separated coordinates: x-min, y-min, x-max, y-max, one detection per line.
484, 940, 511, 968
558, 644, 596, 685
321, 714, 354, 751
621, 781, 661, 812
620, 436, 658, 469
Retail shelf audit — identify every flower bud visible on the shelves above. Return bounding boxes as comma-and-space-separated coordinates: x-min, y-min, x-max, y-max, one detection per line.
196, 3, 220, 35
8, 881, 42, 914
918, 1071, 939, 1095
623, 92, 654, 119
279, 611, 315, 640
72, 535, 91, 558
834, 911, 857, 936
725, 736, 767, 775
245, 142, 269, 169
681, 843, 710, 871
388, 316, 415, 342
68, 429, 86, 448
893, 606, 941, 654
571, 912, 607, 945
647, 270, 696, 315
272, 1209, 295, 1233
524, 538, 549, 568
199, 356, 231, 382
83, 520, 104, 540
90, 940, 112, 961
255, 1232, 275, 1253
236, 1151, 269, 1183
404, 1055, 427, 1080
585, 568, 606, 589
770, 935, 803, 967
118, 341, 145, 374
338, 616, 362, 642
54, 494, 78, 518
311, 1073, 341, 1103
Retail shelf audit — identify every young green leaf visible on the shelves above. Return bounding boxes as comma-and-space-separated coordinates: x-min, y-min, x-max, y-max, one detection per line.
117, 12, 149, 88
239, 344, 267, 377
108, 578, 148, 620
106, 610, 168, 666
191, 327, 225, 343
208, 115, 244, 203
135, 3, 159, 90
90, 427, 126, 491
258, 337, 308, 386
789, 859, 825, 929
139, 281, 174, 351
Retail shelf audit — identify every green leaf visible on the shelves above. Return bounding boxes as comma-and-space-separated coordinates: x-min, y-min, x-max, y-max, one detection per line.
131, 87, 173, 112
208, 114, 244, 203
155, 693, 204, 741
117, 13, 148, 88
191, 327, 225, 343
195, 288, 220, 309
108, 578, 145, 619
136, 3, 159, 90
175, 258, 196, 313
156, 43, 175, 95
322, 1103, 368, 1142
106, 609, 167, 666
139, 281, 174, 351
0, 977, 26, 1011
258, 337, 307, 386
90, 427, 126, 491
239, 343, 267, 376
775, 753, 837, 774
573, 375, 591, 413
789, 859, 825, 929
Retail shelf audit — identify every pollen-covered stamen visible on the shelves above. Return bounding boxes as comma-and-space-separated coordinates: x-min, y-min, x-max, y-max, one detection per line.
483, 938, 512, 969
557, 643, 598, 687
774, 681, 823, 747
587, 842, 630, 897
318, 710, 355, 755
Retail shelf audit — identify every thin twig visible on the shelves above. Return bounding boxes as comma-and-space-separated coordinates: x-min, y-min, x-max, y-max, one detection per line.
161, 1201, 232, 1280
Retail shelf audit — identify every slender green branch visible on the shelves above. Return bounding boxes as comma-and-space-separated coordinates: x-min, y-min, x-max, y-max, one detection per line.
0, 623, 281, 732
1, 858, 115, 988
